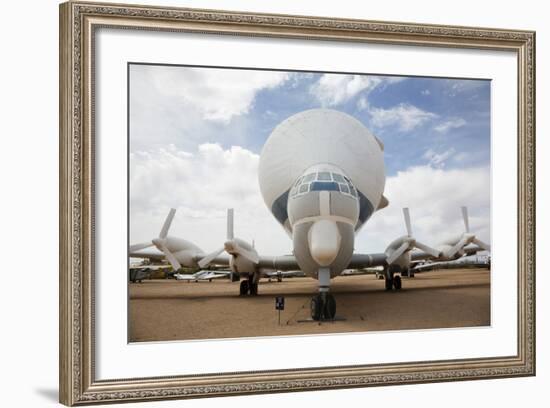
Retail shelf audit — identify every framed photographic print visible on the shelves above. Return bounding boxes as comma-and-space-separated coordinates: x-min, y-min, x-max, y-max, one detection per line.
59, 1, 535, 405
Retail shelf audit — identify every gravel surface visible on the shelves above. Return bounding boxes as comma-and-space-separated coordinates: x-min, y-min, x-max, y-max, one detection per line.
129, 268, 490, 342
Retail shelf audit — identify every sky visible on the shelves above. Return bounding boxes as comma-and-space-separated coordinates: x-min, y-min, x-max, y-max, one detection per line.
129, 63, 491, 255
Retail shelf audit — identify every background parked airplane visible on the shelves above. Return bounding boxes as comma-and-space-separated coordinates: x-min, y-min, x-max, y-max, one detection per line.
174, 270, 231, 282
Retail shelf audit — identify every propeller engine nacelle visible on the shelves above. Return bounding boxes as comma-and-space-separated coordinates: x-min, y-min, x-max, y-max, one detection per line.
384, 208, 440, 268
129, 208, 204, 271
437, 207, 490, 259
384, 236, 413, 268
225, 237, 258, 274
198, 209, 260, 276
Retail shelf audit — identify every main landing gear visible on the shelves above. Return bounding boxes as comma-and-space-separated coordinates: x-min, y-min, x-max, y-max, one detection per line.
239, 275, 258, 296
384, 267, 402, 291
309, 267, 337, 321
400, 268, 415, 278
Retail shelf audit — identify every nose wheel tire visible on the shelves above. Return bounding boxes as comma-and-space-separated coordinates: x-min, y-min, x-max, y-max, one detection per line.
310, 297, 321, 321
325, 294, 336, 319
310, 293, 336, 321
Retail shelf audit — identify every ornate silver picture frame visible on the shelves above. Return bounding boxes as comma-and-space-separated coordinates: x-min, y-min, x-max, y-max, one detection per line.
59, 1, 535, 405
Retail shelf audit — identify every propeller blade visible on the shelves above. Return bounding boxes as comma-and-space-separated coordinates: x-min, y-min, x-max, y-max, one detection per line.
461, 206, 470, 233
197, 247, 225, 268
414, 241, 441, 258
222, 209, 259, 264
473, 238, 491, 252
403, 208, 412, 236
129, 241, 154, 252
446, 235, 470, 258
227, 208, 234, 241
159, 208, 176, 239
159, 242, 182, 271
386, 241, 410, 265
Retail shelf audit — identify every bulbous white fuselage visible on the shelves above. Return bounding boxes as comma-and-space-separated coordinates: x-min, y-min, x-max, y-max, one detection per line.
258, 109, 386, 279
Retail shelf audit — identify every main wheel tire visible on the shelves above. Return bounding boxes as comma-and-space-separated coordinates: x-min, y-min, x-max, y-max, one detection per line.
393, 275, 402, 290
310, 296, 322, 321
250, 281, 258, 296
385, 275, 393, 291
324, 294, 336, 320
239, 280, 249, 296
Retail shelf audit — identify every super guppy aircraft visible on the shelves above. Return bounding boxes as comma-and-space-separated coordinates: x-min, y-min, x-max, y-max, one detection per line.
130, 109, 490, 321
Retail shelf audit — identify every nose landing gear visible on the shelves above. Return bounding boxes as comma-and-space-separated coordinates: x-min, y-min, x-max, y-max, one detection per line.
310, 292, 336, 320
309, 267, 337, 321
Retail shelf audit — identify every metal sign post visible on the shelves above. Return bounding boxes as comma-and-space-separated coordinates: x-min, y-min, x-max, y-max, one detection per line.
275, 296, 285, 325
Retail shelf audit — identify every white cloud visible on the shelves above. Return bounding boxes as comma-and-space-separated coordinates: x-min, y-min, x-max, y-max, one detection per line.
130, 143, 292, 255
421, 89, 431, 96
358, 165, 490, 252
310, 74, 381, 106
423, 148, 456, 168
131, 144, 490, 256
446, 79, 488, 97
310, 74, 403, 107
434, 118, 467, 133
135, 65, 290, 124
368, 103, 437, 131
357, 96, 369, 111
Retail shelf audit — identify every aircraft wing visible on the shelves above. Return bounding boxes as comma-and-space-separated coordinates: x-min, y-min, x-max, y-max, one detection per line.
192, 254, 231, 267
410, 250, 440, 262
460, 244, 487, 256
257, 253, 388, 273
129, 264, 171, 271
129, 248, 165, 262
346, 253, 388, 269
174, 273, 198, 281
265, 270, 305, 278
252, 245, 486, 276
257, 255, 300, 271
201, 271, 231, 280
175, 270, 232, 281
410, 244, 485, 262
411, 261, 445, 272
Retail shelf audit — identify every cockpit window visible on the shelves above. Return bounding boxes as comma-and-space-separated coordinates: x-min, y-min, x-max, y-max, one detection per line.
291, 172, 358, 199
310, 181, 340, 192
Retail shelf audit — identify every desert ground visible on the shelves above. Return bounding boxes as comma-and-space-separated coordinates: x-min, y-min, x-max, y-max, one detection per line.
129, 268, 490, 342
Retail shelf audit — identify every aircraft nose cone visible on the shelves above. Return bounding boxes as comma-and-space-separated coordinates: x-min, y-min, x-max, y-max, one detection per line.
308, 220, 341, 266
